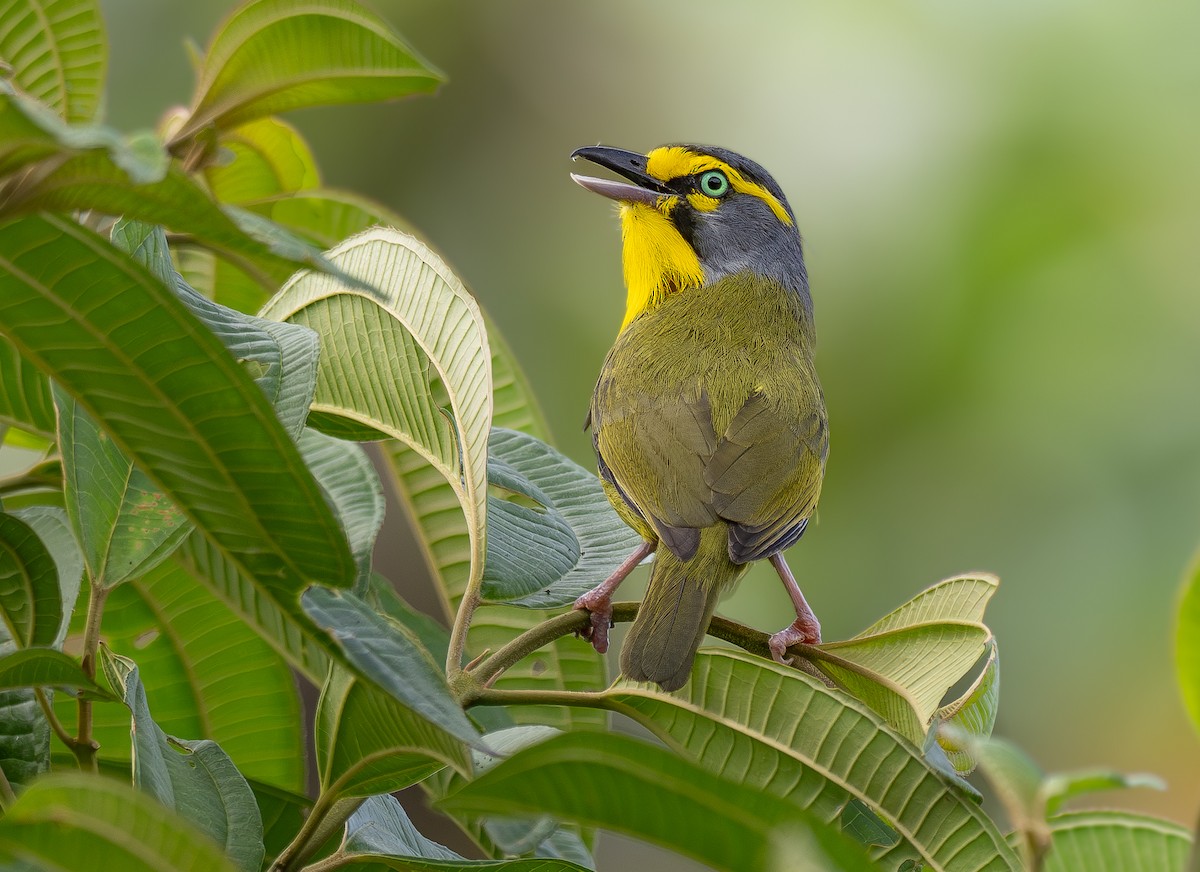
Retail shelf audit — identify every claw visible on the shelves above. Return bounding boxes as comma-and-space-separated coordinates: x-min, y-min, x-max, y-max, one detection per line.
574, 590, 614, 654
767, 615, 821, 665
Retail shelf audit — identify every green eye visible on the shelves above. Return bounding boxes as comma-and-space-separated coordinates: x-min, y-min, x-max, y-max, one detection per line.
698, 170, 730, 197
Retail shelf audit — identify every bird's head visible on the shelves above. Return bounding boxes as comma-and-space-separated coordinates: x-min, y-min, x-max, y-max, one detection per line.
571, 143, 808, 330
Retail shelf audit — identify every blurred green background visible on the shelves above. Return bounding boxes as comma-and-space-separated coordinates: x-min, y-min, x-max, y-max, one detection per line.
100, 0, 1200, 863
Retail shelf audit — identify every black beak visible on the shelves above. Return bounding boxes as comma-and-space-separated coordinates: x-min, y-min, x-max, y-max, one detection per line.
570, 145, 672, 205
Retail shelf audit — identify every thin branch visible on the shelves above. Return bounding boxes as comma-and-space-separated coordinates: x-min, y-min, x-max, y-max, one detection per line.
463, 601, 834, 700
35, 688, 77, 752
75, 581, 110, 772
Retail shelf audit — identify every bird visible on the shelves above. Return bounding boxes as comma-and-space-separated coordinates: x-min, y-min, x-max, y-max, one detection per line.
569, 143, 829, 692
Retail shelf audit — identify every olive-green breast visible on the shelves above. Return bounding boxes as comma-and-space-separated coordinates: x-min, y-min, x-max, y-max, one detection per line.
591, 271, 828, 563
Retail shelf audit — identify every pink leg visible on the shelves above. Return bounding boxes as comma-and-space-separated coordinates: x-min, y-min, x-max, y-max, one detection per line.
574, 541, 655, 654
767, 552, 821, 664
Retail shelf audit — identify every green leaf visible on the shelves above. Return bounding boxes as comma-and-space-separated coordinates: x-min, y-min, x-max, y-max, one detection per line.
315, 663, 471, 800
607, 648, 1019, 871
965, 734, 1046, 867
440, 731, 877, 872
434, 725, 567, 858
0, 772, 241, 872
934, 642, 1000, 774
177, 0, 442, 142
0, 0, 106, 122
206, 116, 319, 203
814, 620, 991, 742
53, 559, 305, 792
381, 321, 606, 732
298, 429, 384, 589
0, 84, 167, 182
303, 587, 482, 750
244, 188, 414, 249
0, 511, 60, 648
109, 220, 320, 441
0, 620, 48, 789
345, 794, 462, 860
1175, 549, 1200, 735
0, 647, 111, 697
10, 505, 82, 646
855, 574, 999, 635
482, 459, 579, 602
808, 575, 998, 745
261, 226, 493, 651
1042, 770, 1165, 816
0, 213, 357, 654
770, 820, 884, 872
172, 528, 332, 681
0, 337, 54, 436
0, 110, 348, 290
482, 429, 643, 608
338, 793, 592, 872
102, 650, 264, 872
1043, 811, 1191, 872
838, 797, 901, 849
55, 385, 191, 589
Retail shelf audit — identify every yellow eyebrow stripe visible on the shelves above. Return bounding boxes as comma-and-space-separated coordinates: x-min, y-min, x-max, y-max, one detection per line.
645, 146, 793, 227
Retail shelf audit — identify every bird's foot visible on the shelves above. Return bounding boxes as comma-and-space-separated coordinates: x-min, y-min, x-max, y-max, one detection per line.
573, 589, 614, 654
768, 615, 822, 665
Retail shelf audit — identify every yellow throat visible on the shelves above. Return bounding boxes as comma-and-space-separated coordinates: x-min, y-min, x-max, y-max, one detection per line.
618, 202, 703, 331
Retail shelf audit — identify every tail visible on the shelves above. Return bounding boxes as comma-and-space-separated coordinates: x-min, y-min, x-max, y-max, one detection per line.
620, 527, 744, 691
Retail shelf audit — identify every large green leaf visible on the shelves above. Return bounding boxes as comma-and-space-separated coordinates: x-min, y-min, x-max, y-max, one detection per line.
111, 219, 320, 440
172, 530, 330, 681
0, 0, 105, 123
102, 650, 264, 872
605, 648, 1019, 871
0, 213, 357, 651
261, 227, 491, 546
55, 386, 190, 589
381, 323, 607, 731
440, 731, 878, 872
1174, 550, 1200, 735
0, 772, 240, 872
261, 227, 492, 656
176, 0, 442, 143
1042, 811, 1190, 872
482, 429, 643, 608
0, 511, 60, 648
806, 575, 998, 751
315, 663, 472, 800
53, 560, 305, 792
0, 337, 54, 436
304, 587, 482, 750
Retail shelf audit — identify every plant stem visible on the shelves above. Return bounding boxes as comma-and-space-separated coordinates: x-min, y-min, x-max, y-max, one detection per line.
270, 794, 362, 872
445, 584, 479, 682
298, 854, 351, 872
34, 688, 76, 752
75, 580, 110, 772
466, 687, 613, 711
465, 601, 833, 693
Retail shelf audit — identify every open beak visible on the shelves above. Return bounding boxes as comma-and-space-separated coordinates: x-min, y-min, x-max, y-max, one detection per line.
570, 145, 672, 206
